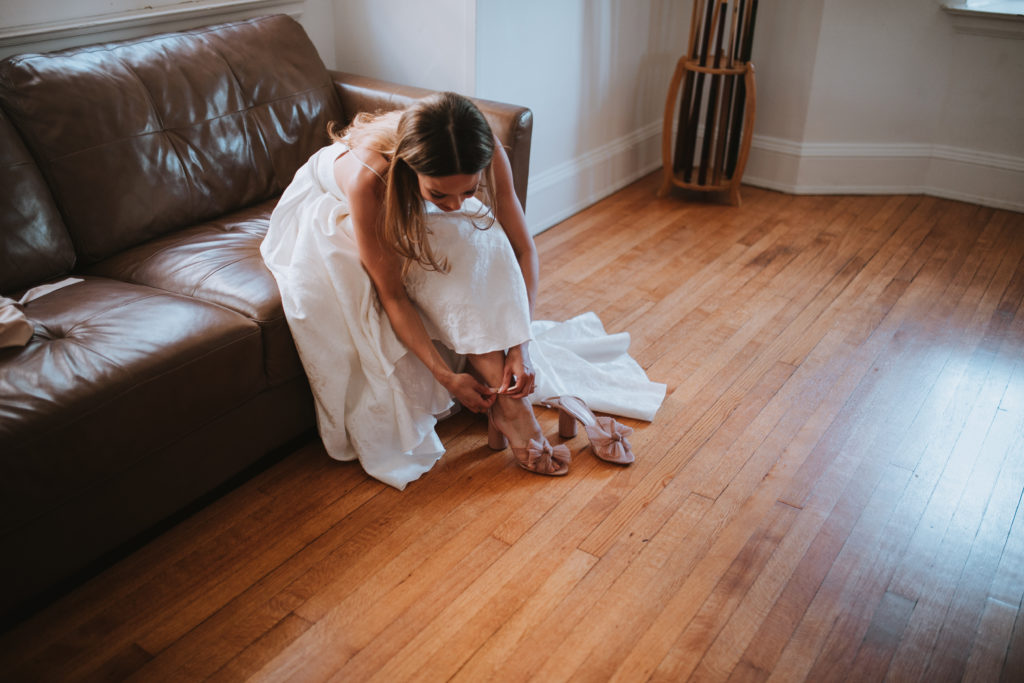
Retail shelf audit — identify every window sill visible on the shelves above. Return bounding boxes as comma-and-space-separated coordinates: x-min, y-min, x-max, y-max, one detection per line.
942, 2, 1024, 39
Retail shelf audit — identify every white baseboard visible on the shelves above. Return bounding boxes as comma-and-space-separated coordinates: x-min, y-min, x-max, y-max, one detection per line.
744, 135, 1024, 213
525, 120, 663, 234
525, 125, 1023, 236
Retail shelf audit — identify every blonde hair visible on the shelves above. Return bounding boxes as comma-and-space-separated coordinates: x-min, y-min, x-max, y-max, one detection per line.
330, 92, 499, 274
329, 109, 401, 157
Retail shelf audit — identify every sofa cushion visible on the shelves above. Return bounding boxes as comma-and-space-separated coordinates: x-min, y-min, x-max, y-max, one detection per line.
0, 108, 75, 293
87, 199, 302, 385
0, 276, 265, 532
0, 14, 342, 265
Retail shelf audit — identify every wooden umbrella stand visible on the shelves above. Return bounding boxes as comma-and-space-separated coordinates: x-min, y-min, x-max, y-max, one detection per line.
658, 0, 758, 206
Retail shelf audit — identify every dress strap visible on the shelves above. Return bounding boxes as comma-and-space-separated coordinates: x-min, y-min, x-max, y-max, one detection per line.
340, 139, 387, 185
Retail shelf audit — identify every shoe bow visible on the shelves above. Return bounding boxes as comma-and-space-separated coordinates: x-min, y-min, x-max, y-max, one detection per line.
586, 417, 635, 464
524, 438, 572, 473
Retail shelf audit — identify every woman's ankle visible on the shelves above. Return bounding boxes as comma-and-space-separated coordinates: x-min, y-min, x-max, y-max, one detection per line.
492, 395, 541, 445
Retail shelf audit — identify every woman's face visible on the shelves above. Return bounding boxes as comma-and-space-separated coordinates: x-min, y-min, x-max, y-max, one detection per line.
417, 172, 482, 213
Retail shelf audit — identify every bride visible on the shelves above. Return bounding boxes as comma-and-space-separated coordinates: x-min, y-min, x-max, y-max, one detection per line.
262, 91, 662, 490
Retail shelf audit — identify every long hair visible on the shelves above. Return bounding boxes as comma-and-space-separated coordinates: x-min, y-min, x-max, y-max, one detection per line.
331, 92, 498, 274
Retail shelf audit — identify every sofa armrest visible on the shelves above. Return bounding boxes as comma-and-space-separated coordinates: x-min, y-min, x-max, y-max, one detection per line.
329, 71, 533, 211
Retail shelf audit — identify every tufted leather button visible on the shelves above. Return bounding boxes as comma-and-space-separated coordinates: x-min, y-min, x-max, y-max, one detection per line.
0, 276, 264, 526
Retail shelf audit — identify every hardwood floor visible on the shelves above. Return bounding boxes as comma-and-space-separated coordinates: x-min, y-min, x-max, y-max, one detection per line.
2, 174, 1023, 681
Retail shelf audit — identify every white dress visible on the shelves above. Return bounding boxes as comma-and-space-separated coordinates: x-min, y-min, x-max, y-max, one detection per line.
262, 141, 665, 489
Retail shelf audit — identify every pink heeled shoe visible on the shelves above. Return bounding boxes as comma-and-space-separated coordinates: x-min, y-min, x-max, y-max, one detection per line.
541, 396, 635, 465
488, 410, 571, 476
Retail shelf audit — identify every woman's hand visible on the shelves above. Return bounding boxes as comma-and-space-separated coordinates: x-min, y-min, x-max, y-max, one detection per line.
498, 343, 536, 399
444, 371, 497, 413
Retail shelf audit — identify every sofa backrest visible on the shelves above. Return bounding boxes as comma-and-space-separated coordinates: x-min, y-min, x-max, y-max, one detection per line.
0, 14, 342, 265
0, 109, 75, 293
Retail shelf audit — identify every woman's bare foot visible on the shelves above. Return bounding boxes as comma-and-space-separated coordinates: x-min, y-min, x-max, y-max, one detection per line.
488, 393, 570, 476
489, 394, 542, 448
468, 349, 569, 476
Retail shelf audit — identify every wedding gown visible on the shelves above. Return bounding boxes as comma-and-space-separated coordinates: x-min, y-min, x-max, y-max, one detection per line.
261, 141, 665, 489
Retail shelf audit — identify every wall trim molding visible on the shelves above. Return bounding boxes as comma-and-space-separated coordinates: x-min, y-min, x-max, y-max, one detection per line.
0, 0, 302, 50
750, 135, 1024, 171
744, 134, 1024, 213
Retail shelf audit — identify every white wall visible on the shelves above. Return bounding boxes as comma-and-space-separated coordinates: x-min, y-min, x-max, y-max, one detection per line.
746, 0, 1024, 212
331, 0, 475, 92
475, 0, 690, 231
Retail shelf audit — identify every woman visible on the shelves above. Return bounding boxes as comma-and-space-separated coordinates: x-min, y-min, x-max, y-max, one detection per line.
263, 92, 661, 490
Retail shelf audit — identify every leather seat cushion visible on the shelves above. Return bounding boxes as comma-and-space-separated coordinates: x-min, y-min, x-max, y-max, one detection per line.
87, 199, 302, 385
0, 276, 265, 532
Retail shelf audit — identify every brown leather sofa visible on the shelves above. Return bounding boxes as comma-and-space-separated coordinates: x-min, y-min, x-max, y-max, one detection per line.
0, 14, 532, 623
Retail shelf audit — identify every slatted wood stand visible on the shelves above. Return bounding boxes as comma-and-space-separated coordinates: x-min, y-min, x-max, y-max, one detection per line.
658, 58, 756, 206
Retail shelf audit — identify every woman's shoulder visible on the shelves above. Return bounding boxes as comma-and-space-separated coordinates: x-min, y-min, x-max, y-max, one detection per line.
335, 146, 388, 204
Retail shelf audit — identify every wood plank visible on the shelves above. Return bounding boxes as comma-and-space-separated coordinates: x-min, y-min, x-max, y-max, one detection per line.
447, 548, 598, 681
848, 590, 917, 680
885, 211, 1024, 682
473, 492, 715, 682
351, 466, 614, 681
206, 613, 313, 683
728, 263, 983, 678
920, 391, 1024, 681
604, 330, 909, 681
963, 597, 1018, 683
126, 429, 518, 679
650, 501, 801, 681
760, 463, 913, 683
1003, 600, 1024, 683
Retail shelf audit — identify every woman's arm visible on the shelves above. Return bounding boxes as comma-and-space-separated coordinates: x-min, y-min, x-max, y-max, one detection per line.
346, 163, 496, 413
490, 137, 539, 398
491, 138, 538, 317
